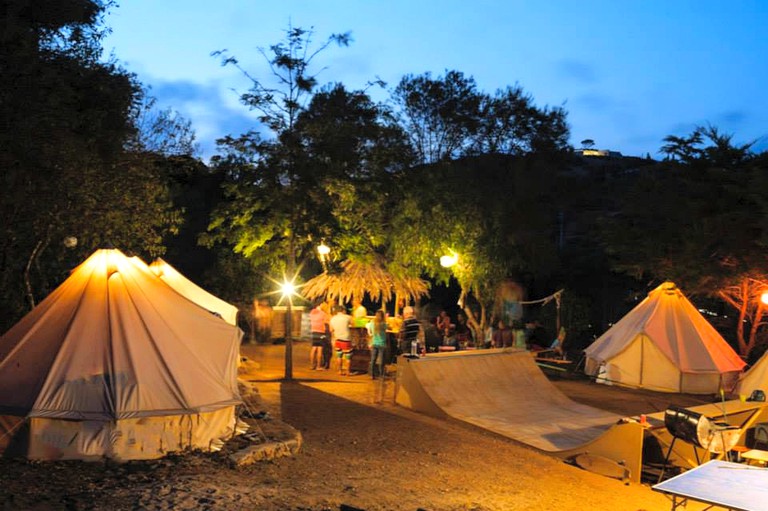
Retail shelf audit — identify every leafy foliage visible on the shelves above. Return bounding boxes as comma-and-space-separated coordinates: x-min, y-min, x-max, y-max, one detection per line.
388, 154, 565, 338
391, 71, 570, 164
602, 127, 768, 356
207, 26, 412, 286
0, 0, 188, 329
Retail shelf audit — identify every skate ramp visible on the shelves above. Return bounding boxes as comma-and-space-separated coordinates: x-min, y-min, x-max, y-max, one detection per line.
396, 349, 641, 458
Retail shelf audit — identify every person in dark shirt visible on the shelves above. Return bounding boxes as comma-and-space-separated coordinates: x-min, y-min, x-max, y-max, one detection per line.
399, 306, 421, 355
455, 312, 474, 347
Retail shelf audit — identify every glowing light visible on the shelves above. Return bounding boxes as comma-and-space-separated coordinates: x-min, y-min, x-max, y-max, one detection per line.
280, 281, 296, 297
317, 242, 330, 256
440, 252, 458, 268
761, 292, 768, 305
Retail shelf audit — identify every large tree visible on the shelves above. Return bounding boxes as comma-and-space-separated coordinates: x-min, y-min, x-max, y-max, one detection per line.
206, 27, 415, 292
390, 71, 570, 165
388, 153, 566, 340
207, 27, 352, 275
391, 70, 482, 164
602, 127, 768, 357
0, 1, 186, 329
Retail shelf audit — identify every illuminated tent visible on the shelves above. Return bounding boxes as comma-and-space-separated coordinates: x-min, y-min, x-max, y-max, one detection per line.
0, 249, 242, 461
584, 282, 745, 394
737, 352, 768, 398
149, 258, 239, 326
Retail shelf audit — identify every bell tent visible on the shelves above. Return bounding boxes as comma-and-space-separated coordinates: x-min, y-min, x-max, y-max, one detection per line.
0, 249, 243, 461
584, 282, 745, 394
149, 258, 239, 326
737, 352, 768, 399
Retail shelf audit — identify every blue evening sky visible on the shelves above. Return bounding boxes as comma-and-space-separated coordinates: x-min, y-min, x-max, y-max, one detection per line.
103, 0, 768, 161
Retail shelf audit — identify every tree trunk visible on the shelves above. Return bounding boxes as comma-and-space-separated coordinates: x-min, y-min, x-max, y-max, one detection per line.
24, 239, 45, 310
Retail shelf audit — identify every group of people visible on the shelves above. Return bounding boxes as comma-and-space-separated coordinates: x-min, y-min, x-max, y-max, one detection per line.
309, 299, 394, 378
487, 318, 566, 357
308, 300, 568, 377
432, 309, 567, 358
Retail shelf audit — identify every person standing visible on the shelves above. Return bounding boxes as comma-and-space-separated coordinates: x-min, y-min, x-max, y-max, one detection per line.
513, 320, 527, 350
492, 319, 514, 348
253, 299, 273, 343
329, 305, 353, 375
368, 310, 388, 379
351, 298, 368, 349
309, 301, 330, 370
435, 309, 451, 336
455, 312, 473, 347
399, 306, 421, 356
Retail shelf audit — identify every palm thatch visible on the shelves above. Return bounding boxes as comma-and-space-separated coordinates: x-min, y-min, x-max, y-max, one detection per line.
302, 259, 429, 305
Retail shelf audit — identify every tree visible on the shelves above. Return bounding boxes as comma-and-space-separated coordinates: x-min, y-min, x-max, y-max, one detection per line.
212, 25, 350, 135
390, 70, 481, 164
659, 125, 754, 168
0, 0, 184, 329
206, 26, 417, 305
126, 89, 199, 157
473, 86, 569, 156
208, 26, 352, 275
390, 72, 569, 165
601, 127, 768, 358
659, 129, 704, 163
388, 154, 564, 341
580, 139, 595, 149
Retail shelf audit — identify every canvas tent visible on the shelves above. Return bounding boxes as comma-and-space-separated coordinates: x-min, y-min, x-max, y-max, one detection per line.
584, 282, 745, 394
0, 249, 242, 460
737, 352, 768, 398
149, 258, 239, 326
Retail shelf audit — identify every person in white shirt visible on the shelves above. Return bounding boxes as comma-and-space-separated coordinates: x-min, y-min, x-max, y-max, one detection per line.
329, 306, 353, 375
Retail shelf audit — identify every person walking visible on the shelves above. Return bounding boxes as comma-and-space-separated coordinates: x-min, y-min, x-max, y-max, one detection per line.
368, 310, 388, 379
329, 305, 353, 375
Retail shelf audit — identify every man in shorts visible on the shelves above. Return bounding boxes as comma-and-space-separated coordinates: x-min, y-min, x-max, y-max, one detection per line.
309, 301, 330, 370
329, 305, 353, 375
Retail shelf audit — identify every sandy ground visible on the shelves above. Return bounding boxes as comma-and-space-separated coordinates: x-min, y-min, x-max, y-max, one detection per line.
0, 341, 716, 511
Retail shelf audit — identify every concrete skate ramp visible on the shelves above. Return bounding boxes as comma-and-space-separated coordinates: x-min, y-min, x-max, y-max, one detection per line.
395, 349, 627, 452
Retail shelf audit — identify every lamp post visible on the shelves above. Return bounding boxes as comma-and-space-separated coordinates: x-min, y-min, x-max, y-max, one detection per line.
280, 280, 296, 381
317, 241, 330, 271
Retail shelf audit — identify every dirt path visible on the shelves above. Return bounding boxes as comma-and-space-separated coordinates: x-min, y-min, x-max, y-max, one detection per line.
233, 342, 712, 511
0, 341, 714, 510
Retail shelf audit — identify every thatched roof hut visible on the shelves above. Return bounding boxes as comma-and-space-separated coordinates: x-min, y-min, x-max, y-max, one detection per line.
302, 259, 429, 308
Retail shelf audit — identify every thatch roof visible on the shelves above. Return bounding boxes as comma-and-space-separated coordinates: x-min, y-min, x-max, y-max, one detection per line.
302, 259, 429, 304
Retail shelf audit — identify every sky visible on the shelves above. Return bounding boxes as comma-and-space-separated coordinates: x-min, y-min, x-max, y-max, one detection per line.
102, 0, 768, 161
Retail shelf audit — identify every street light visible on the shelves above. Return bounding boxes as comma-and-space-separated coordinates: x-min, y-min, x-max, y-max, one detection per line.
279, 279, 298, 381
317, 242, 331, 271
440, 251, 458, 268
317, 242, 330, 258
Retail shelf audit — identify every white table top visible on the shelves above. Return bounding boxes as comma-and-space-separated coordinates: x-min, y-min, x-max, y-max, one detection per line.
653, 460, 768, 511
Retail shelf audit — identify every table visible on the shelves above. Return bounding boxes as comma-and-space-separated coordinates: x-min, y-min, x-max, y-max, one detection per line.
652, 460, 768, 511
742, 449, 768, 466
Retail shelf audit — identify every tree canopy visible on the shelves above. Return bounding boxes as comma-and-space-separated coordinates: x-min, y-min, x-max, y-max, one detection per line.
0, 0, 195, 330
